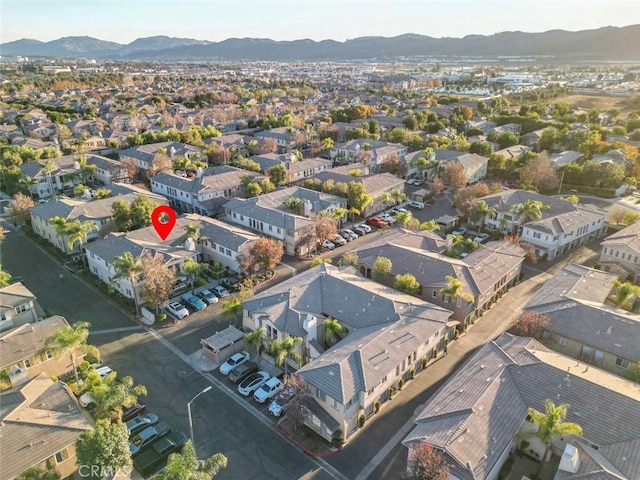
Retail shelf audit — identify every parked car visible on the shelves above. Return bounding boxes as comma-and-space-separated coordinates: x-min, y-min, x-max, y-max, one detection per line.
198, 289, 218, 305
379, 213, 397, 224
254, 377, 283, 403
353, 227, 367, 236
366, 217, 390, 228
90, 364, 113, 378
332, 234, 347, 246
129, 422, 172, 457
408, 200, 425, 210
452, 227, 467, 236
339, 229, 358, 241
126, 413, 160, 437
133, 431, 189, 475
228, 361, 258, 383
212, 285, 230, 298
406, 178, 419, 185
221, 277, 241, 292
238, 371, 270, 396
268, 386, 297, 417
390, 207, 408, 216
166, 301, 189, 319
79, 393, 95, 408
473, 233, 489, 243
181, 294, 207, 311
321, 239, 335, 250
356, 223, 372, 233
123, 401, 147, 422
219, 351, 250, 375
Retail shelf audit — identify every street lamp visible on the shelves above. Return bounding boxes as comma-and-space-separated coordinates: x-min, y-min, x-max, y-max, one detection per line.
187, 386, 212, 445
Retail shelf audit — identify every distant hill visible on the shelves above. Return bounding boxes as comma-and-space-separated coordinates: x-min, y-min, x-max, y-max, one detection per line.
2, 26, 640, 61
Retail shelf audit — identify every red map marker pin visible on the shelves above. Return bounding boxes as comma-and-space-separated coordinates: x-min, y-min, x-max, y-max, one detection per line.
151, 206, 177, 241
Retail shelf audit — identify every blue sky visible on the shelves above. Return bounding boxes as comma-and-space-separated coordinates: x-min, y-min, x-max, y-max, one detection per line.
2, 0, 639, 44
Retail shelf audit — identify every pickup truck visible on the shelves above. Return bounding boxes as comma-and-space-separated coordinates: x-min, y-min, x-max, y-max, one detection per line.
133, 430, 189, 475
129, 421, 172, 457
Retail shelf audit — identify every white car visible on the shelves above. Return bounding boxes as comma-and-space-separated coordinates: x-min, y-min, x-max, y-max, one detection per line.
473, 233, 489, 243
452, 227, 467, 237
322, 239, 335, 250
238, 371, 270, 396
406, 178, 419, 185
379, 214, 396, 224
219, 351, 250, 375
339, 229, 358, 241
356, 223, 372, 233
254, 377, 283, 403
167, 301, 189, 319
332, 234, 347, 246
408, 200, 425, 210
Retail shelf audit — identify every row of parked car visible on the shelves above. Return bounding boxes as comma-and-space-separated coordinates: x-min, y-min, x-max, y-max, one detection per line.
322, 224, 373, 250
166, 280, 237, 319
219, 352, 297, 417
127, 412, 188, 475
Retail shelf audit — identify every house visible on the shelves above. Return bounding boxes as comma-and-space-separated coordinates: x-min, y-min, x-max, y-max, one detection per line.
494, 144, 531, 160
354, 230, 525, 324
84, 215, 205, 303
403, 332, 640, 480
479, 190, 608, 259
29, 192, 167, 255
224, 186, 347, 256
523, 264, 639, 377
150, 166, 259, 216
599, 221, 640, 283
492, 123, 521, 135
330, 139, 408, 172
521, 128, 547, 147
250, 153, 333, 182
118, 141, 203, 177
0, 374, 92, 479
549, 150, 584, 168
0, 316, 73, 389
450, 153, 489, 184
19, 154, 131, 199
254, 127, 304, 153
0, 283, 44, 332
242, 263, 453, 443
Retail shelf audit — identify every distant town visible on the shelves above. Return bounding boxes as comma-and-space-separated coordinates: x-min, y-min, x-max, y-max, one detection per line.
1, 49, 639, 480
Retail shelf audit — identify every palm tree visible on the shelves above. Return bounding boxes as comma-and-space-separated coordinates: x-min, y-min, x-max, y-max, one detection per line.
323, 318, 346, 348
92, 374, 147, 421
244, 327, 265, 356
154, 442, 227, 480
64, 220, 98, 266
269, 336, 304, 374
523, 399, 583, 472
44, 321, 99, 383
112, 252, 143, 314
610, 279, 640, 311
18, 175, 38, 199
49, 216, 69, 252
322, 137, 334, 151
419, 220, 440, 231
391, 189, 406, 206
510, 200, 548, 231
183, 222, 202, 243
40, 159, 57, 197
222, 297, 243, 328
440, 275, 474, 303
468, 200, 497, 233
182, 258, 206, 293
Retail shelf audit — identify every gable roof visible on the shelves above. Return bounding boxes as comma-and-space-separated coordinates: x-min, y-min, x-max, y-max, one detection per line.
403, 333, 640, 480
0, 282, 38, 310
0, 316, 68, 368
0, 374, 92, 479
601, 221, 640, 256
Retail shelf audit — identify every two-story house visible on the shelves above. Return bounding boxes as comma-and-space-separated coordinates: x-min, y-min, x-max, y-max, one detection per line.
355, 230, 525, 324
250, 153, 333, 183
118, 141, 202, 178
331, 139, 409, 173
599, 221, 640, 283
224, 186, 347, 256
0, 282, 44, 332
254, 127, 305, 154
242, 263, 453, 443
0, 374, 92, 479
523, 263, 639, 377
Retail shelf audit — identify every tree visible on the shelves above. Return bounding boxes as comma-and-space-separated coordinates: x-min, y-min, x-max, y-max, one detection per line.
182, 258, 206, 293
372, 256, 393, 282
269, 165, 288, 186
511, 311, 549, 338
183, 222, 202, 243
468, 200, 496, 232
406, 443, 450, 480
520, 154, 559, 192
323, 318, 346, 348
75, 420, 132, 479
92, 374, 147, 421
495, 131, 519, 149
112, 252, 143, 314
310, 256, 332, 267
394, 273, 421, 295
419, 220, 440, 231
279, 374, 312, 431
17, 468, 60, 480
610, 279, 640, 311
64, 219, 98, 266
524, 399, 583, 468
111, 200, 132, 231
238, 237, 284, 276
339, 252, 359, 267
441, 162, 467, 191
222, 297, 243, 328
244, 327, 265, 356
153, 441, 227, 480
440, 275, 474, 302
0, 266, 11, 288
10, 192, 35, 224
269, 336, 304, 374
346, 181, 373, 217
315, 216, 337, 245
130, 195, 157, 229
510, 199, 547, 227
139, 253, 176, 314
245, 181, 263, 198
504, 235, 538, 263
44, 321, 99, 383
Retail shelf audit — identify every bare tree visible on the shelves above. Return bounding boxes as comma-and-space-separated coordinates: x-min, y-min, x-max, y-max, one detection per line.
138, 253, 176, 314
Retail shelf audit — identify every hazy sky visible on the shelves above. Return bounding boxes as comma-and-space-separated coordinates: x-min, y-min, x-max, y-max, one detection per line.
2, 0, 639, 44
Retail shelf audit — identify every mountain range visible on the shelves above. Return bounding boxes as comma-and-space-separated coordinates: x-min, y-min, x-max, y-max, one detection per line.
2, 25, 640, 61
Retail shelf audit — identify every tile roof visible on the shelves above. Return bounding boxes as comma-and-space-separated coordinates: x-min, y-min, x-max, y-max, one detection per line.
0, 316, 68, 367
601, 221, 640, 256
403, 333, 640, 480
0, 374, 92, 479
0, 282, 38, 309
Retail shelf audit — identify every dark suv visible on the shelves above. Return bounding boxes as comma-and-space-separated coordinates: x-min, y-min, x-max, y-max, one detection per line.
228, 361, 258, 383
221, 277, 241, 292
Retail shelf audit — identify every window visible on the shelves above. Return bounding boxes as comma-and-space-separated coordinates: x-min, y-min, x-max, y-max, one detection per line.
24, 358, 31, 368
615, 357, 630, 369
46, 350, 53, 359
345, 395, 358, 409
593, 350, 604, 364
316, 388, 326, 401
456, 298, 462, 308
533, 232, 541, 239
332, 398, 339, 409
432, 290, 437, 298
14, 304, 29, 314
580, 345, 593, 359
558, 337, 566, 346
443, 294, 450, 304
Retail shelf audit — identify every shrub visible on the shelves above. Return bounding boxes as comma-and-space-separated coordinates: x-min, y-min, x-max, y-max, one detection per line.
398, 379, 404, 391
421, 357, 427, 369
50, 375, 58, 383
374, 401, 381, 414
454, 329, 460, 339
388, 387, 396, 399
331, 428, 345, 448
432, 347, 439, 358
358, 414, 366, 428
444, 338, 450, 346
410, 368, 416, 380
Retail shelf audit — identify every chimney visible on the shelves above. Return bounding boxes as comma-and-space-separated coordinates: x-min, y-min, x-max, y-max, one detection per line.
303, 200, 312, 217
